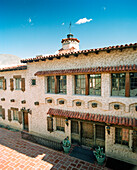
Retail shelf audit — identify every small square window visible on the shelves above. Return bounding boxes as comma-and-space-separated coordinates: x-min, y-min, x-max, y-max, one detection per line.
31, 79, 36, 85
114, 104, 120, 110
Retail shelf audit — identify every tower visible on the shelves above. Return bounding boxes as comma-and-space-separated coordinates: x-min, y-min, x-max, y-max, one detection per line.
58, 24, 80, 54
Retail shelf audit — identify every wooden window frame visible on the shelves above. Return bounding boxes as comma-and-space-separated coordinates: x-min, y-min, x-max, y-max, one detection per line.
57, 75, 67, 94
96, 125, 105, 140
47, 76, 55, 93
115, 127, 129, 146
47, 75, 67, 94
89, 74, 101, 96
0, 106, 2, 117
13, 109, 19, 121
0, 79, 3, 90
75, 75, 86, 95
130, 72, 137, 97
111, 73, 126, 97
56, 118, 65, 132
15, 78, 21, 90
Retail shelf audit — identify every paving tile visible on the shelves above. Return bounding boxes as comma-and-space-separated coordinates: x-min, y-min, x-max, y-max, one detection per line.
0, 127, 108, 170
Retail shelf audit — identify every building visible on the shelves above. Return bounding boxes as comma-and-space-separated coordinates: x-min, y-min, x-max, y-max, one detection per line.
0, 33, 137, 165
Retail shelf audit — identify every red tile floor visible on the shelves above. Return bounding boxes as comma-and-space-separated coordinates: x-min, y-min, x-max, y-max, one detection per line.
0, 128, 110, 170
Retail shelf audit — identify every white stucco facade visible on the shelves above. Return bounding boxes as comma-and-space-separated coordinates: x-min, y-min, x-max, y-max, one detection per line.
0, 42, 137, 165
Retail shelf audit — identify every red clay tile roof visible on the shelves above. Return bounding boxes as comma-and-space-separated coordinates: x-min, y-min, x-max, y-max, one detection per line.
61, 38, 80, 43
34, 64, 137, 76
0, 65, 27, 72
58, 47, 76, 54
21, 42, 137, 63
47, 108, 137, 127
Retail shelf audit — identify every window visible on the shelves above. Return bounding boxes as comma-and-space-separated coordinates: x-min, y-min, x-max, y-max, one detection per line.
15, 78, 21, 90
56, 118, 65, 132
71, 121, 79, 134
130, 73, 137, 97
57, 76, 67, 94
31, 79, 36, 85
96, 125, 105, 140
47, 76, 67, 94
112, 73, 125, 96
0, 79, 3, 89
89, 74, 101, 95
115, 127, 129, 146
13, 110, 18, 121
0, 107, 2, 117
47, 76, 55, 93
75, 75, 85, 95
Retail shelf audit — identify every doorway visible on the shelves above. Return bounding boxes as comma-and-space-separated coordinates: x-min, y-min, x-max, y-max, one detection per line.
71, 120, 105, 148
23, 111, 29, 131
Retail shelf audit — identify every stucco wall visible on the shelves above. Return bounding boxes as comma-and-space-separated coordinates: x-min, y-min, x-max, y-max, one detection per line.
0, 47, 137, 164
105, 127, 137, 165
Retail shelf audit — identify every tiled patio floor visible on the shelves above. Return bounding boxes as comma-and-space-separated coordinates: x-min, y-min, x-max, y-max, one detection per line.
0, 127, 109, 170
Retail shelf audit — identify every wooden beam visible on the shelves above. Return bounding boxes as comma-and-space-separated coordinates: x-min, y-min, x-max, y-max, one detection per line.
65, 55, 69, 58
54, 76, 58, 94
83, 53, 88, 56
85, 74, 89, 95
48, 58, 53, 60
125, 72, 130, 97
56, 56, 60, 59
74, 54, 78, 57
107, 50, 110, 53
41, 58, 46, 61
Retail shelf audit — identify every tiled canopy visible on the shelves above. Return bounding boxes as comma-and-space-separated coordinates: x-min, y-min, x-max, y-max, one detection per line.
35, 64, 137, 76
47, 108, 137, 127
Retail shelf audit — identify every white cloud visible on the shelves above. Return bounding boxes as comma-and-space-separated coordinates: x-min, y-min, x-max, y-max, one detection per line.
75, 18, 92, 24
103, 7, 106, 11
29, 18, 32, 23
62, 23, 64, 25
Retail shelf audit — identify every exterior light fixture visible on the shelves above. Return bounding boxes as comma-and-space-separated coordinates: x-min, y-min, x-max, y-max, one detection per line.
106, 126, 110, 135
65, 119, 69, 126
21, 107, 26, 112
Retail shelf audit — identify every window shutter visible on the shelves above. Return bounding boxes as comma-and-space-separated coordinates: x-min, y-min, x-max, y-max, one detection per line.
10, 78, 14, 91
132, 130, 137, 152
21, 78, 25, 92
18, 111, 22, 124
8, 109, 12, 121
2, 108, 5, 119
47, 117, 53, 132
3, 79, 6, 90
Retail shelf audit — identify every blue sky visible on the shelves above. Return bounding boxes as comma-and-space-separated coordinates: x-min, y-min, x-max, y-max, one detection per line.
0, 0, 137, 59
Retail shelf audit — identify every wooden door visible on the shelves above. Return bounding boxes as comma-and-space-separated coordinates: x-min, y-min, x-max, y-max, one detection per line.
71, 120, 80, 144
81, 122, 94, 147
23, 112, 29, 131
133, 130, 137, 153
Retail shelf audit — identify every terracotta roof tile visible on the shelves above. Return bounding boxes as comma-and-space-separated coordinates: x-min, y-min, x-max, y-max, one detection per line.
0, 65, 27, 72
34, 64, 137, 76
47, 108, 137, 127
21, 42, 137, 63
